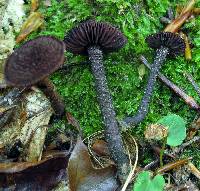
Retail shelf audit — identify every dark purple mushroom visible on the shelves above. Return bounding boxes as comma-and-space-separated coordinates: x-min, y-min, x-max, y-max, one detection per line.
124, 32, 185, 126
4, 36, 66, 117
64, 20, 128, 177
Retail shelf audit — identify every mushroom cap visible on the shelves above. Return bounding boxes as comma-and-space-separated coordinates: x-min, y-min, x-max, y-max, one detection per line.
146, 32, 185, 57
5, 36, 65, 87
64, 20, 127, 55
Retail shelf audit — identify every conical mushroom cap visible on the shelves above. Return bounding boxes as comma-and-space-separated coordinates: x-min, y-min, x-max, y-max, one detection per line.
5, 36, 65, 87
64, 20, 127, 55
146, 32, 185, 57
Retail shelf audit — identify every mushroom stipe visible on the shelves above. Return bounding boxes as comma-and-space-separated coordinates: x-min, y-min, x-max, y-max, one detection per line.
124, 32, 185, 126
64, 20, 129, 179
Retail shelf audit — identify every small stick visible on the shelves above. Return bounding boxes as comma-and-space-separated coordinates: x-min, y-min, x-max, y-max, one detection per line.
143, 160, 159, 171
140, 56, 200, 111
193, 8, 200, 15
156, 157, 192, 174
164, 0, 196, 33
173, 136, 200, 154
185, 72, 200, 97
188, 162, 200, 180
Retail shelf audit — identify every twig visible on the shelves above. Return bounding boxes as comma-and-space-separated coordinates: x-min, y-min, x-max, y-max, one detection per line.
121, 136, 138, 191
156, 157, 192, 174
140, 55, 200, 111
188, 162, 200, 180
143, 160, 159, 171
173, 136, 200, 154
185, 72, 200, 97
164, 0, 196, 33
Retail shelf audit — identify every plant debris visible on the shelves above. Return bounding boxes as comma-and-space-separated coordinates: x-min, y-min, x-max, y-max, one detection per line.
0, 150, 69, 190
1, 0, 200, 190
68, 138, 119, 191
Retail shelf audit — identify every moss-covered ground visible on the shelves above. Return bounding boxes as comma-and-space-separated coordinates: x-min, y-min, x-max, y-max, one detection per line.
25, 0, 200, 166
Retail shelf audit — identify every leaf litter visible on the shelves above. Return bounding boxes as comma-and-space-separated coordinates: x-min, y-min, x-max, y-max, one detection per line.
1, 0, 200, 190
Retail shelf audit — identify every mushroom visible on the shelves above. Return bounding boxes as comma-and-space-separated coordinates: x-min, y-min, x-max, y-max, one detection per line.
4, 36, 66, 117
64, 20, 129, 176
124, 32, 185, 126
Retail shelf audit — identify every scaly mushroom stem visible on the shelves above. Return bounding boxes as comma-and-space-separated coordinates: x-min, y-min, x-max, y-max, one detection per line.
124, 47, 169, 125
88, 46, 128, 177
37, 78, 65, 117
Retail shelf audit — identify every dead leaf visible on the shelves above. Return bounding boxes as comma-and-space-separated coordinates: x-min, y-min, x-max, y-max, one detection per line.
0, 88, 22, 129
164, 0, 195, 33
31, 0, 39, 12
144, 124, 168, 140
92, 140, 110, 157
16, 12, 44, 43
68, 138, 119, 191
0, 151, 69, 190
187, 117, 200, 139
0, 89, 53, 162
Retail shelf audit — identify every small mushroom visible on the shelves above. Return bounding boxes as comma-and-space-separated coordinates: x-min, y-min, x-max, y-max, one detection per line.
124, 32, 185, 125
4, 36, 66, 117
64, 20, 128, 176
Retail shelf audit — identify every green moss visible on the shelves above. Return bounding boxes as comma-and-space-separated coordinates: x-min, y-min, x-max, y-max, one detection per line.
26, 0, 200, 137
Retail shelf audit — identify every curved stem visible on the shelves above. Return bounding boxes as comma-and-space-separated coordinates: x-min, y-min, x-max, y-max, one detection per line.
88, 46, 129, 178
124, 47, 169, 126
37, 78, 65, 117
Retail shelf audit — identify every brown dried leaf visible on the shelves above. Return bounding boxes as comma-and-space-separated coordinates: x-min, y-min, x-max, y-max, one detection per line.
68, 138, 118, 191
187, 117, 200, 139
0, 151, 69, 190
92, 139, 110, 157
144, 124, 168, 140
164, 0, 196, 33
16, 12, 44, 43
0, 89, 53, 162
31, 0, 39, 12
